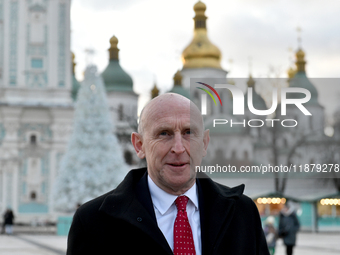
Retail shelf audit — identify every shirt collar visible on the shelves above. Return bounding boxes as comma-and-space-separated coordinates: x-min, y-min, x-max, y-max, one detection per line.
148, 175, 199, 215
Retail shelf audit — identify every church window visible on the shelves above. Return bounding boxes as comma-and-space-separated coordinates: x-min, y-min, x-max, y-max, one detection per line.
31, 58, 43, 69
30, 191, 37, 201
30, 135, 37, 145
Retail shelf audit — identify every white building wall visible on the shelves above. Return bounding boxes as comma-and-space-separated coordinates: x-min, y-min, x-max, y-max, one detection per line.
0, 0, 73, 223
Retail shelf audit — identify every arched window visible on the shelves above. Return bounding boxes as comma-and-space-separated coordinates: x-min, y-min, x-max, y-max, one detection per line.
30, 135, 37, 145
30, 191, 37, 201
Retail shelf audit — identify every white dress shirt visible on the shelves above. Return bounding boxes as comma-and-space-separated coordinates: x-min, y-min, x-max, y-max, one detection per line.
148, 176, 201, 255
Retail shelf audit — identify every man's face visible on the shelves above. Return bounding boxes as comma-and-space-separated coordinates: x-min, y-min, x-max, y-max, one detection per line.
132, 95, 209, 194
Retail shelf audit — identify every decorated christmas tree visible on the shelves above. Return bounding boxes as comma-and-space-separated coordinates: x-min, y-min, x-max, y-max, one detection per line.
53, 65, 127, 212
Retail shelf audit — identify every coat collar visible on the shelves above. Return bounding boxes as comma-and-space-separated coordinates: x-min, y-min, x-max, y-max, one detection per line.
99, 168, 245, 255
196, 173, 245, 254
99, 168, 173, 254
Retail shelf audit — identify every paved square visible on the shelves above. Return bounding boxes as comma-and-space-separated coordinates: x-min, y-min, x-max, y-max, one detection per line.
0, 232, 339, 255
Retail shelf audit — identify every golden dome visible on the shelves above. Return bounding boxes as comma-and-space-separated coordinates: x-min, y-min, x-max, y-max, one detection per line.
287, 66, 296, 79
109, 35, 119, 60
194, 1, 206, 12
173, 70, 183, 85
110, 35, 118, 46
182, 1, 222, 69
295, 48, 306, 72
296, 48, 305, 60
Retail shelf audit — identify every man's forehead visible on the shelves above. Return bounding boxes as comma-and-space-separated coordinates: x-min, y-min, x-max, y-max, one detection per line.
140, 93, 204, 131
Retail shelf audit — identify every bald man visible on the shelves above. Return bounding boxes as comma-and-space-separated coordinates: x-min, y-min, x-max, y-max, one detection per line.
67, 94, 269, 255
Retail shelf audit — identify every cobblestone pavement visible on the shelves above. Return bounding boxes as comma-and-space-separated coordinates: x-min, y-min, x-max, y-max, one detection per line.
0, 232, 339, 255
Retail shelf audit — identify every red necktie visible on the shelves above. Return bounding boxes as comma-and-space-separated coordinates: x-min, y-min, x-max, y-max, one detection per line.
173, 195, 196, 255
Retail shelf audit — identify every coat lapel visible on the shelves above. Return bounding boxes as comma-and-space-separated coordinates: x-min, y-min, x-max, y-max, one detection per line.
197, 177, 245, 255
99, 168, 173, 255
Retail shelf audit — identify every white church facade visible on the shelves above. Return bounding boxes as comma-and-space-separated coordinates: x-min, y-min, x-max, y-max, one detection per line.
0, 0, 138, 223
0, 0, 74, 223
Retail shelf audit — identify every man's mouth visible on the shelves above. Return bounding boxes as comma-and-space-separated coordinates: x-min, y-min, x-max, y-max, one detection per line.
168, 163, 188, 167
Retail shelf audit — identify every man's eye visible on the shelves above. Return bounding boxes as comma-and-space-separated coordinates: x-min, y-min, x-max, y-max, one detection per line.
160, 131, 168, 136
185, 130, 191, 135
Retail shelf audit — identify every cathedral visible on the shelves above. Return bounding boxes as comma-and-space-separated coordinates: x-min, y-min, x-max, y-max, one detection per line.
0, 0, 338, 230
163, 1, 340, 230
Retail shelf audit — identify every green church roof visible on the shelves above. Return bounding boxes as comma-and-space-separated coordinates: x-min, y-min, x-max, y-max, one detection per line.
168, 70, 190, 98
102, 60, 133, 92
244, 75, 267, 111
169, 85, 190, 99
245, 89, 267, 111
288, 71, 319, 106
288, 48, 320, 106
101, 36, 134, 93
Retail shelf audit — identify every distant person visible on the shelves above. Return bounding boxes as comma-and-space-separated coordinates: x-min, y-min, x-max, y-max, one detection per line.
3, 208, 15, 235
1, 212, 4, 234
264, 216, 277, 255
278, 202, 300, 255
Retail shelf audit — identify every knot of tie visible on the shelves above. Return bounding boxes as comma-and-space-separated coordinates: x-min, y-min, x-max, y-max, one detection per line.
175, 195, 189, 212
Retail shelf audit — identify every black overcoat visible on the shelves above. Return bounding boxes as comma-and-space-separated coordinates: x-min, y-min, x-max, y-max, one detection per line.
67, 168, 269, 255
278, 211, 300, 246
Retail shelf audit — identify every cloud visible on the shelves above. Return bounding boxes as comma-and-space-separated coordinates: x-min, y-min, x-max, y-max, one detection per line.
72, 0, 146, 11
71, 0, 340, 115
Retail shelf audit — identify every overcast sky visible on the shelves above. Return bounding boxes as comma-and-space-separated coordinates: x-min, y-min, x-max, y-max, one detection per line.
70, 0, 340, 121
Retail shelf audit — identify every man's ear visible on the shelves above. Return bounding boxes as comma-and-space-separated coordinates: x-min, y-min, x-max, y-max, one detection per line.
202, 129, 210, 157
131, 132, 145, 159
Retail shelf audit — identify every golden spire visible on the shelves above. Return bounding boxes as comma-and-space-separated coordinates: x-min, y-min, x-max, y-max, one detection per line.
108, 35, 119, 60
295, 48, 306, 72
71, 52, 76, 75
193, 1, 207, 29
173, 70, 183, 86
247, 74, 255, 88
295, 27, 306, 72
182, 1, 222, 69
151, 82, 159, 99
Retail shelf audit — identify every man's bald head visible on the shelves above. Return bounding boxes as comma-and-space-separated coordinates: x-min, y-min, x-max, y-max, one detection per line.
131, 92, 210, 195
138, 93, 204, 136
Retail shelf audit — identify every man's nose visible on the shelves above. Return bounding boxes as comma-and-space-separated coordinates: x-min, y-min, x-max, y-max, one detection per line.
171, 133, 185, 154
